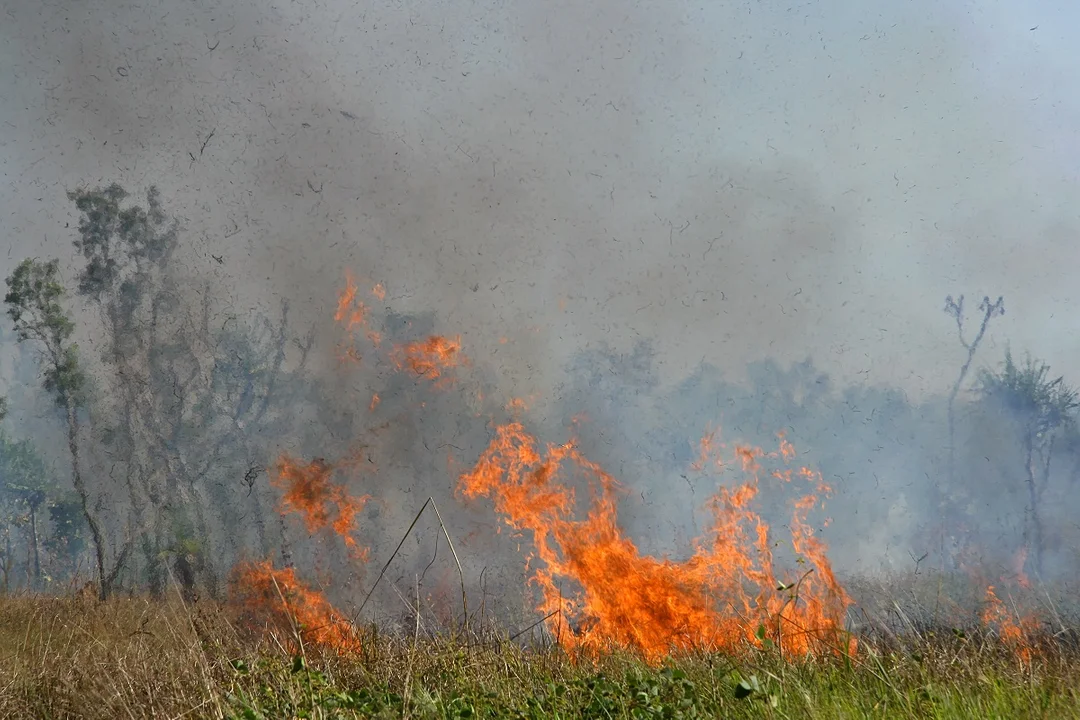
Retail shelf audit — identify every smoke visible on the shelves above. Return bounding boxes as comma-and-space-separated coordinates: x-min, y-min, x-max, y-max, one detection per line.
2, 0, 1080, 610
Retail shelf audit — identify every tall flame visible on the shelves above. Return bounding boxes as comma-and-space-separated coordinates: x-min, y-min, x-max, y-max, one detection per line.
459, 420, 854, 663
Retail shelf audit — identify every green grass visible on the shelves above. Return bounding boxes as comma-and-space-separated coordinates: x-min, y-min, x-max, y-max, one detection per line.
0, 591, 1077, 719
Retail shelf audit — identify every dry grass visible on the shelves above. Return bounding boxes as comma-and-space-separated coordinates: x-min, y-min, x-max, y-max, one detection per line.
0, 587, 1078, 719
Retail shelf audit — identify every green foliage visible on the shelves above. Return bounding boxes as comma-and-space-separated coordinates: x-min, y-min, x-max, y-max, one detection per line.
68, 183, 178, 303
43, 493, 88, 561
215, 646, 1079, 720
3, 258, 87, 409
0, 431, 49, 508
978, 349, 1079, 438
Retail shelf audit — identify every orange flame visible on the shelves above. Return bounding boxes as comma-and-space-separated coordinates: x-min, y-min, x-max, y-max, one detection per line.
231, 560, 363, 653
335, 271, 382, 362
335, 272, 368, 334
981, 585, 1038, 665
459, 422, 854, 664
391, 335, 467, 387
272, 455, 370, 561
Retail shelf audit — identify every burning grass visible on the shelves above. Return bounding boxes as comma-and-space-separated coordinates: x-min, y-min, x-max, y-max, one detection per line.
458, 422, 854, 663
6, 269, 1075, 716
0, 588, 1078, 719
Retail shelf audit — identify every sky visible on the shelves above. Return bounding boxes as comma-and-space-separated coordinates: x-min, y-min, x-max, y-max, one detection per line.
2, 0, 1079, 408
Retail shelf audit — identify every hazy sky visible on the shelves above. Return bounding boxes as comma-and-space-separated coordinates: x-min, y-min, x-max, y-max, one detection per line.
2, 0, 1079, 405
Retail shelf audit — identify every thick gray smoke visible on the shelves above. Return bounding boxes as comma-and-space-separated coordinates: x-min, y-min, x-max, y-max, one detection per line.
2, 0, 1079, 616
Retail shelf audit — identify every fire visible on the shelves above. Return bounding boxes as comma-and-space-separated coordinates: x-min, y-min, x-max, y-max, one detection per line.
232, 269, 857, 664
335, 271, 382, 360
334, 271, 368, 335
459, 422, 855, 664
981, 585, 1038, 665
229, 455, 370, 654
391, 335, 467, 386
231, 560, 363, 653
272, 454, 370, 561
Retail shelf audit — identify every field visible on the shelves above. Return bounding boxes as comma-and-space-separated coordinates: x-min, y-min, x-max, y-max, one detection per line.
0, 575, 1077, 720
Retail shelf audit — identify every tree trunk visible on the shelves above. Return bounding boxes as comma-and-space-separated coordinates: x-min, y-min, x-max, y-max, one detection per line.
250, 489, 269, 558
2, 530, 10, 594
28, 502, 40, 589
1023, 437, 1045, 579
66, 404, 109, 600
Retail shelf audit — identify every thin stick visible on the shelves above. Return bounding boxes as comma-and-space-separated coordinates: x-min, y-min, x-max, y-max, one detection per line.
402, 574, 420, 720
352, 497, 469, 635
353, 499, 432, 624
509, 609, 560, 642
270, 572, 314, 712
429, 499, 469, 635
775, 567, 815, 660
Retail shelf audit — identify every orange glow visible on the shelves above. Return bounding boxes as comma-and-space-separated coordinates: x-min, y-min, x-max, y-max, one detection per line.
372, 283, 386, 301
459, 422, 854, 664
370, 393, 380, 412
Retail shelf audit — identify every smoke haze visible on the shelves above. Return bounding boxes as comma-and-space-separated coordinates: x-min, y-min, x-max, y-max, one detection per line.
4, 0, 1078, 397
2, 0, 1080, 603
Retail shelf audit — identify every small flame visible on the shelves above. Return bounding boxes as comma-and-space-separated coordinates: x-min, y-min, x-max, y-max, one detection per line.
391, 335, 467, 387
982, 585, 1038, 665
335, 271, 383, 361
272, 455, 370, 560
334, 271, 368, 334
231, 560, 363, 653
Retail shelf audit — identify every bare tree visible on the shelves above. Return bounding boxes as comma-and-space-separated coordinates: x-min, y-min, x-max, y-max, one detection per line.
940, 294, 1004, 564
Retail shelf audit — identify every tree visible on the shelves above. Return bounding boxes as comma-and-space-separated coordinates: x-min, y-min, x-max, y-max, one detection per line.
977, 349, 1078, 578
66, 183, 182, 593
0, 432, 45, 589
940, 294, 1004, 565
3, 258, 125, 598
65, 183, 320, 596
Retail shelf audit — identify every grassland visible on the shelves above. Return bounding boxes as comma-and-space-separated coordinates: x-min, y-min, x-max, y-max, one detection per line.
0, 580, 1077, 720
